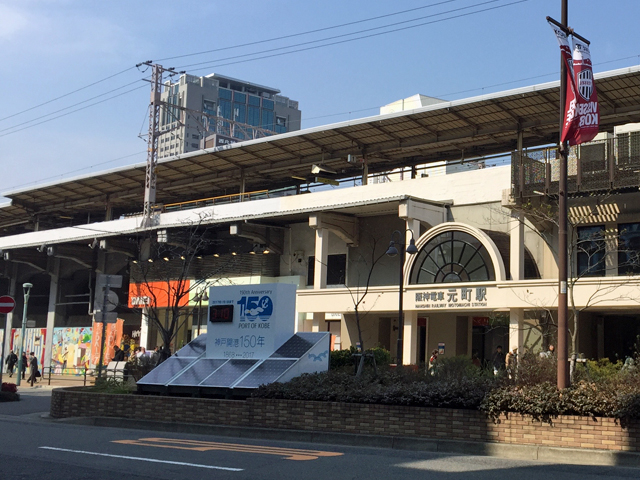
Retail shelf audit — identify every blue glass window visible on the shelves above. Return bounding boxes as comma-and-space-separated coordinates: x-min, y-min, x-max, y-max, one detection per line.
218, 100, 232, 120
618, 222, 640, 275
234, 103, 246, 124
261, 109, 274, 130
262, 98, 274, 110
233, 92, 246, 104
275, 116, 286, 134
248, 95, 261, 107
219, 88, 232, 100
203, 100, 216, 117
247, 106, 260, 126
577, 225, 605, 277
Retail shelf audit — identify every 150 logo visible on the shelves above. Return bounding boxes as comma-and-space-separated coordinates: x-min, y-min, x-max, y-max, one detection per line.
237, 295, 273, 321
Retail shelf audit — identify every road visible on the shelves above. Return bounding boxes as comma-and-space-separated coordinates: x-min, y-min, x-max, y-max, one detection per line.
1, 388, 639, 480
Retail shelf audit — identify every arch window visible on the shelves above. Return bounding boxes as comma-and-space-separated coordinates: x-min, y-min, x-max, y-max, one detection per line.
409, 230, 495, 284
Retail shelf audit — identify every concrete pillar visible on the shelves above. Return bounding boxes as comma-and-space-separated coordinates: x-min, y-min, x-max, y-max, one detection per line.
314, 228, 328, 289
311, 312, 323, 333
140, 306, 150, 349
406, 218, 421, 243
509, 308, 524, 353
403, 311, 418, 365
2, 264, 18, 373
43, 258, 60, 370
510, 213, 525, 281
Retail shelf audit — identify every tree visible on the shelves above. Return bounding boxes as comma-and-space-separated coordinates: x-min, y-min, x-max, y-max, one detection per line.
129, 213, 237, 361
343, 232, 388, 375
506, 197, 640, 379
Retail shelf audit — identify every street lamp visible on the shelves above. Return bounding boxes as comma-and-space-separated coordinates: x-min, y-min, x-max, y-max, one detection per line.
15, 282, 33, 387
386, 230, 418, 365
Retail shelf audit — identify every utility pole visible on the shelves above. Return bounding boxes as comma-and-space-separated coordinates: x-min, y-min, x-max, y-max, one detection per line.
141, 62, 162, 228
557, 0, 570, 390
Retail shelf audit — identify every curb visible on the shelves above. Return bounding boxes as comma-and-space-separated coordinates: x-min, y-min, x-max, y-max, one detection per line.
52, 416, 640, 468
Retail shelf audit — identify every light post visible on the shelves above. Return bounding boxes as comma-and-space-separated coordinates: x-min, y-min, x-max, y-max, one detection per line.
15, 282, 33, 387
196, 289, 209, 337
385, 229, 418, 365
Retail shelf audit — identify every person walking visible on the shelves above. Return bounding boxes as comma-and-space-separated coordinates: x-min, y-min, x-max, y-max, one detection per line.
428, 349, 439, 376
28, 352, 38, 387
5, 351, 18, 377
21, 352, 28, 380
492, 345, 506, 376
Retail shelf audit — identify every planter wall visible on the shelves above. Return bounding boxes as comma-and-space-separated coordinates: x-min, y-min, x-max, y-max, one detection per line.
51, 387, 640, 452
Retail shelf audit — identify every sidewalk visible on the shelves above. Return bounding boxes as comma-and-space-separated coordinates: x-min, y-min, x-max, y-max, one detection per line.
3, 374, 93, 390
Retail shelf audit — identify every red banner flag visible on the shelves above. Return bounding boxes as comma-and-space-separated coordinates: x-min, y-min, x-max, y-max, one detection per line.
549, 21, 578, 145
568, 38, 599, 145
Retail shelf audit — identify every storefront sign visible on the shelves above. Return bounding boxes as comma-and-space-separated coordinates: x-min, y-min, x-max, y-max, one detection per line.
206, 283, 296, 360
414, 287, 489, 309
128, 281, 191, 308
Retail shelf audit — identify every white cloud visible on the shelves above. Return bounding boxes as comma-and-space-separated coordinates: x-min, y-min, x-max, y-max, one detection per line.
0, 4, 29, 40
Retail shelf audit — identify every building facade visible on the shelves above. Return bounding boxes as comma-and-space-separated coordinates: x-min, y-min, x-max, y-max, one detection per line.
2, 66, 640, 371
159, 73, 301, 158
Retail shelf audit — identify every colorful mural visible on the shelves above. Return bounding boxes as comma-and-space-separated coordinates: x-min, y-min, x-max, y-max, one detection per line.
10, 328, 47, 367
90, 318, 124, 366
51, 327, 92, 375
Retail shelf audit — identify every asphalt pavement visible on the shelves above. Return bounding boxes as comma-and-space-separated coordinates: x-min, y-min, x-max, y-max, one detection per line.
1, 387, 640, 479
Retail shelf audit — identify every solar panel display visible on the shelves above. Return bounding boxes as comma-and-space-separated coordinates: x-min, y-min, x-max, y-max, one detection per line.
136, 357, 194, 385
199, 359, 258, 387
270, 333, 324, 358
235, 359, 296, 388
174, 334, 207, 357
169, 358, 227, 386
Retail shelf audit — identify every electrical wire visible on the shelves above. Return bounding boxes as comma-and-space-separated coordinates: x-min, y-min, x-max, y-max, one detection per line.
177, 0, 511, 71
0, 79, 148, 136
182, 0, 528, 74
0, 85, 147, 139
0, 66, 137, 123
155, 0, 459, 62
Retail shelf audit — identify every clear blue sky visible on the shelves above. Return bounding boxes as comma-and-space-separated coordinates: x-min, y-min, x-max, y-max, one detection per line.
1, 0, 638, 197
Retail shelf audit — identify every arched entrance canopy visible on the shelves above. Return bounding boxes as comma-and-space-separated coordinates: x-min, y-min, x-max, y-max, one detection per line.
407, 223, 507, 285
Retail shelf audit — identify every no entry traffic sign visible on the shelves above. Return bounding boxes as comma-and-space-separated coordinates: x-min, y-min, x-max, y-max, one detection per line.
0, 295, 16, 314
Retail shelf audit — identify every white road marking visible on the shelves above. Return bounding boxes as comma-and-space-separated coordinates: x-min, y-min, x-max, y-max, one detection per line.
39, 446, 243, 471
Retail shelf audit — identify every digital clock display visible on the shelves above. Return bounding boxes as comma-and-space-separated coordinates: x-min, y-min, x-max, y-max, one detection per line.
209, 304, 234, 323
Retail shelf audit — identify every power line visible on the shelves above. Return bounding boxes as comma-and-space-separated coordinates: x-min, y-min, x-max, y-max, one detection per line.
177, 0, 511, 71
183, 0, 528, 74
0, 85, 147, 139
0, 79, 148, 136
155, 0, 459, 62
0, 66, 137, 124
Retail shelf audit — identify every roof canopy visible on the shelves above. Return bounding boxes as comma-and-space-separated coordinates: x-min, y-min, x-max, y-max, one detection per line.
3, 66, 640, 229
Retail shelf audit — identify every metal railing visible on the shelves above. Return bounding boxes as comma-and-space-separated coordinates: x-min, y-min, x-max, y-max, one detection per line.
42, 366, 90, 386
512, 135, 640, 198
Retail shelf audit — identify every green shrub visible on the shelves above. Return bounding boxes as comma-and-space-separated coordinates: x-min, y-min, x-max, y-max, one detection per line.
573, 358, 623, 383
329, 346, 391, 370
515, 352, 556, 385
91, 377, 134, 394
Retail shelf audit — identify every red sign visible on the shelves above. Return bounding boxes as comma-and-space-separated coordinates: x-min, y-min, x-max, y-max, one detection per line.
0, 295, 16, 314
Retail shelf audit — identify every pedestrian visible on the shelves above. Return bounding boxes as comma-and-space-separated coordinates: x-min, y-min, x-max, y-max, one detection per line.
151, 346, 160, 366
506, 347, 518, 379
112, 345, 125, 362
540, 344, 555, 358
28, 352, 38, 387
428, 349, 438, 376
492, 345, 506, 376
21, 352, 28, 380
5, 350, 18, 377
471, 349, 481, 368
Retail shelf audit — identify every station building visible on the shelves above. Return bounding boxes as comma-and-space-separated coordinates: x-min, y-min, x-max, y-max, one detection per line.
2, 66, 640, 371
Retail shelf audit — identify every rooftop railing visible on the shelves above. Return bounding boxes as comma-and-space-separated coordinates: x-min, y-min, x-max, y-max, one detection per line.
512, 134, 640, 198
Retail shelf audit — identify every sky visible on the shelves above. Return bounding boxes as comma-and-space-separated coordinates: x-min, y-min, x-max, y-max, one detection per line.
1, 0, 639, 199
